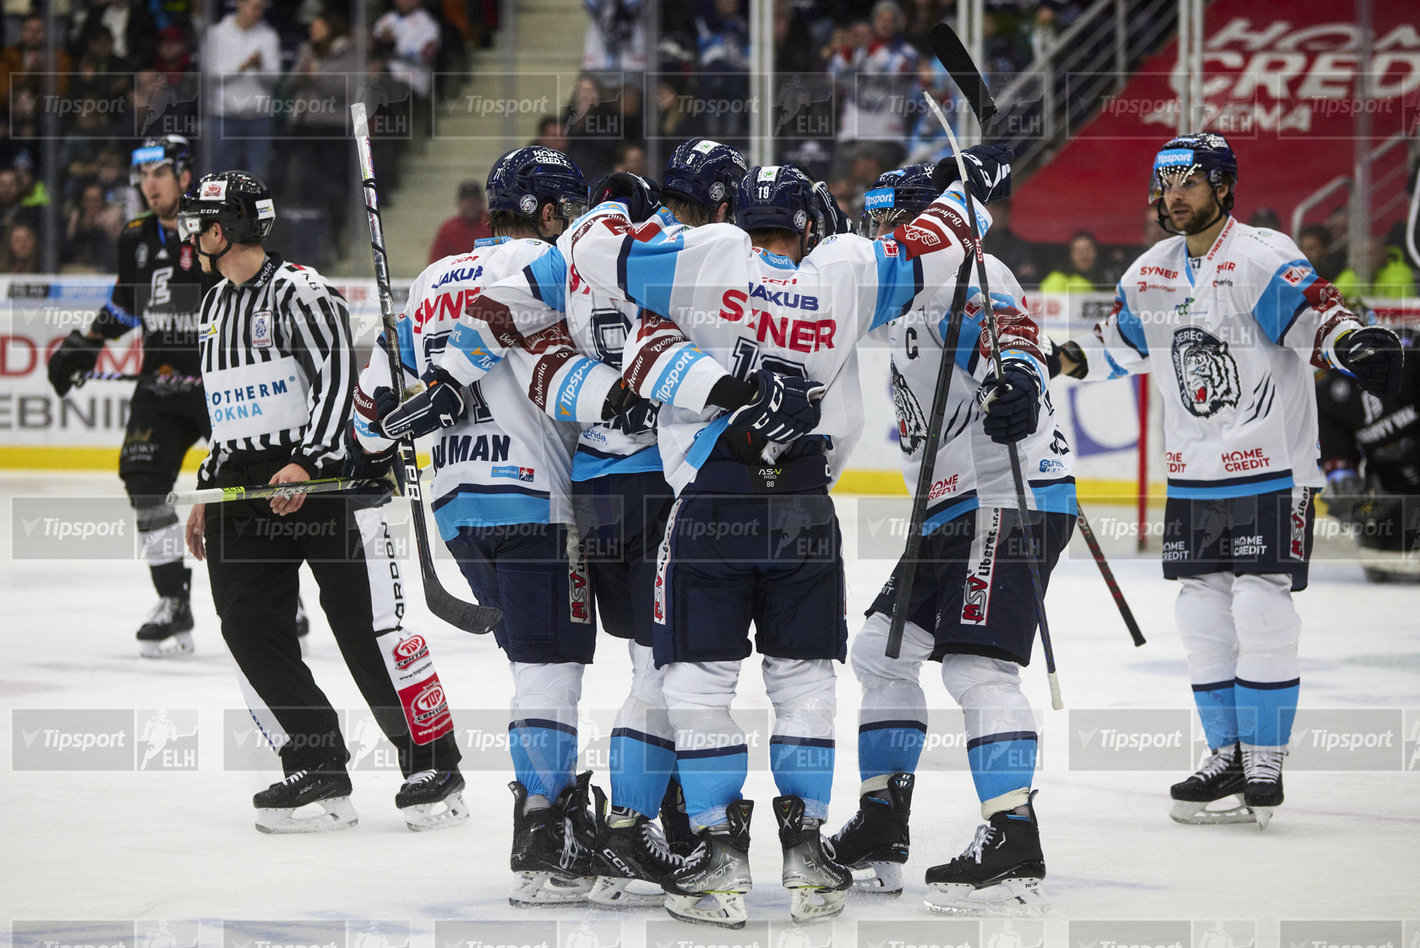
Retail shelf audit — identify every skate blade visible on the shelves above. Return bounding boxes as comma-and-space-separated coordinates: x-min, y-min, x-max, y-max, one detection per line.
508, 871, 595, 906
665, 892, 748, 929
788, 885, 847, 923
139, 632, 194, 659
848, 861, 904, 896
402, 791, 470, 832
255, 796, 357, 834
925, 877, 1049, 917
588, 875, 666, 908
1253, 806, 1277, 830
1169, 797, 1255, 825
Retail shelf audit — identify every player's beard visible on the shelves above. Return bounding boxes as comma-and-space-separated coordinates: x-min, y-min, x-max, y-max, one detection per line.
1170, 198, 1222, 236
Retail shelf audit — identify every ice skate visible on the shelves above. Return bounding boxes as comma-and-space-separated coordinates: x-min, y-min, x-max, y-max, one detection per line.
396, 768, 468, 831
253, 769, 357, 833
1169, 743, 1253, 824
664, 799, 753, 929
136, 596, 194, 658
827, 772, 913, 895
774, 795, 852, 923
508, 776, 596, 906
660, 776, 696, 858
587, 785, 685, 908
1242, 746, 1285, 830
924, 795, 1048, 917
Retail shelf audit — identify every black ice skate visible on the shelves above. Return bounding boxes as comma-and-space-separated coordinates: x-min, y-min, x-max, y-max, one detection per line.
1242, 746, 1285, 830
508, 774, 596, 906
924, 794, 1048, 917
587, 784, 686, 908
136, 596, 194, 658
1170, 742, 1253, 825
660, 776, 696, 858
664, 799, 754, 929
253, 769, 357, 833
396, 768, 469, 831
774, 795, 852, 923
827, 772, 914, 895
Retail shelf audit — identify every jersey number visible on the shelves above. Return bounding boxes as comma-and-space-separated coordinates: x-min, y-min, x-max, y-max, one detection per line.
729, 338, 806, 382
464, 381, 494, 424
150, 266, 173, 307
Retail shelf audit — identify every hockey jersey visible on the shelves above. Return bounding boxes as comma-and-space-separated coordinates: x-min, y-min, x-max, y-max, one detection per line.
1074, 218, 1364, 498
353, 238, 611, 539
887, 252, 1075, 531
565, 184, 991, 494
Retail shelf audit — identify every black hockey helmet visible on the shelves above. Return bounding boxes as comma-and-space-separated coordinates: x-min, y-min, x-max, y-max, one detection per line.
130, 135, 194, 187
178, 171, 276, 245
485, 145, 588, 224
863, 163, 937, 229
1149, 132, 1238, 210
662, 137, 748, 214
734, 164, 816, 235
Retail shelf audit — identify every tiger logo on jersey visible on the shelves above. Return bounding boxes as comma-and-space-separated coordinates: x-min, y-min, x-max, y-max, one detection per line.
890, 359, 927, 454
1170, 326, 1240, 418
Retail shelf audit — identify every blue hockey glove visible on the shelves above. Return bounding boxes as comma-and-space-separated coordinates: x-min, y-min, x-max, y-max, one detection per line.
590, 171, 660, 221
932, 144, 1013, 204
376, 368, 468, 441
726, 368, 826, 444
977, 363, 1041, 444
1336, 326, 1404, 399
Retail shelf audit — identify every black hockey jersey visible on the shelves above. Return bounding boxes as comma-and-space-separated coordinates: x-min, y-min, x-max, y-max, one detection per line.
1317, 327, 1420, 493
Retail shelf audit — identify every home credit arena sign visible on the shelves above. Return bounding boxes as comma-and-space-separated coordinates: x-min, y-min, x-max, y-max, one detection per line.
1015, 0, 1420, 243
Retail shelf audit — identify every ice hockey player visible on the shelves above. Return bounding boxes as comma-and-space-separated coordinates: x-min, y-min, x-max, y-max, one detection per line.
45, 136, 216, 657
354, 146, 630, 903
561, 147, 1012, 926
826, 161, 1074, 916
1056, 133, 1404, 828
1316, 324, 1419, 582
177, 170, 463, 833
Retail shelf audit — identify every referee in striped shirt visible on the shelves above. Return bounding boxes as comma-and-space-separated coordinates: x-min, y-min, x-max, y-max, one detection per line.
179, 171, 465, 832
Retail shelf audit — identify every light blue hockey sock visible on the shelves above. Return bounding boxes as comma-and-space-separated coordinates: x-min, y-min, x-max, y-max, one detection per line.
966, 731, 1038, 806
857, 719, 926, 782
610, 726, 676, 818
508, 718, 577, 801
1234, 677, 1300, 746
1191, 679, 1239, 748
770, 737, 835, 821
676, 743, 748, 828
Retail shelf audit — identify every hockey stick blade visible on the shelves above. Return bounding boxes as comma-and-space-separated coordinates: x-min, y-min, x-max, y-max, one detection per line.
927, 22, 999, 131
421, 564, 502, 634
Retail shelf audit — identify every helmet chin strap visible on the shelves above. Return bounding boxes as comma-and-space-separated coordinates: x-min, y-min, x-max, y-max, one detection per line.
195, 233, 233, 269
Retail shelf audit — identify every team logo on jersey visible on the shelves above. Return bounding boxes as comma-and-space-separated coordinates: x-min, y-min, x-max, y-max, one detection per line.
251, 311, 272, 348
1170, 325, 1240, 418
135, 242, 149, 269
890, 359, 927, 455
179, 244, 194, 270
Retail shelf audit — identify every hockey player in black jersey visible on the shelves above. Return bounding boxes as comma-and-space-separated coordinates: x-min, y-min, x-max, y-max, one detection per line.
46, 136, 216, 657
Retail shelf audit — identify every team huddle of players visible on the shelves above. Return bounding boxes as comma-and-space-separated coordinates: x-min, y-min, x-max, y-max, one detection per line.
45, 130, 1405, 927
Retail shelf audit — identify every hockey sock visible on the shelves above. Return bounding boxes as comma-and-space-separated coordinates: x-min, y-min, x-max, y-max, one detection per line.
1191, 679, 1240, 748
1233, 573, 1301, 747
149, 559, 191, 600
764, 656, 836, 822
509, 662, 584, 802
609, 642, 675, 818
851, 612, 930, 781
943, 654, 1038, 818
1176, 573, 1241, 745
664, 660, 747, 829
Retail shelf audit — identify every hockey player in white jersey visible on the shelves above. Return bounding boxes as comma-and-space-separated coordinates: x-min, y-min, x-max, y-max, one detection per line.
350, 146, 628, 901
825, 163, 1074, 915
561, 148, 1013, 926
1057, 133, 1404, 828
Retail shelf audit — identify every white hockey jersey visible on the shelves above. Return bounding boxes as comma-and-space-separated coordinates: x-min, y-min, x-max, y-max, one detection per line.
1073, 218, 1363, 497
353, 238, 610, 538
887, 252, 1075, 531
565, 184, 991, 494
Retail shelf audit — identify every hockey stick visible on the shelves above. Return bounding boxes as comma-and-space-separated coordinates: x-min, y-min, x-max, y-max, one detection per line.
167, 473, 397, 507
919, 33, 1062, 710
352, 102, 501, 635
928, 21, 1145, 649
80, 371, 203, 385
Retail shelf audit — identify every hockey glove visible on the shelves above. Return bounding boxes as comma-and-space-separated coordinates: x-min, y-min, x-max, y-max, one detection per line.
932, 144, 1014, 205
1323, 467, 1365, 523
1043, 338, 1088, 380
1335, 326, 1404, 399
47, 330, 104, 397
343, 386, 399, 480
590, 171, 661, 221
376, 368, 468, 441
601, 378, 660, 434
977, 363, 1041, 444
726, 367, 826, 444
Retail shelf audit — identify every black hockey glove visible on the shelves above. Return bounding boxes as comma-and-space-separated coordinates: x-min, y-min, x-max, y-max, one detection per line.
376, 368, 468, 441
601, 378, 660, 434
932, 144, 1014, 205
342, 385, 399, 480
590, 171, 661, 221
47, 330, 104, 397
1336, 326, 1404, 399
726, 367, 826, 444
810, 180, 852, 248
977, 363, 1041, 444
1043, 338, 1088, 379
1323, 468, 1366, 523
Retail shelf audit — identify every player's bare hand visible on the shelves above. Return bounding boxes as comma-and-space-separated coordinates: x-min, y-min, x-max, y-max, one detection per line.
268, 463, 310, 516
185, 503, 206, 561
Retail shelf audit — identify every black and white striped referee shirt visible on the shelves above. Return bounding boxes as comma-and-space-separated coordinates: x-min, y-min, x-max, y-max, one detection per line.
196, 253, 354, 487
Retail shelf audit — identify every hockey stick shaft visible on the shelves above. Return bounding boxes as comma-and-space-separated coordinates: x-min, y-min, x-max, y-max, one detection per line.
352, 103, 501, 635
1075, 506, 1146, 645
167, 474, 396, 507
81, 371, 203, 385
922, 83, 1063, 711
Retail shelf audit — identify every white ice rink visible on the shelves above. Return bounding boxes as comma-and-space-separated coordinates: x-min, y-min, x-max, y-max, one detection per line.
3, 470, 1418, 948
